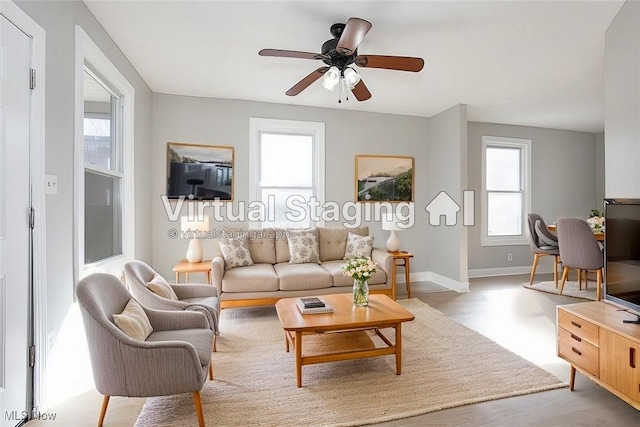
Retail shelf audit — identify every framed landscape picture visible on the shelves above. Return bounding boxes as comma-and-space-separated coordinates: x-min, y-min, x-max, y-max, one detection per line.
355, 155, 414, 202
166, 142, 234, 200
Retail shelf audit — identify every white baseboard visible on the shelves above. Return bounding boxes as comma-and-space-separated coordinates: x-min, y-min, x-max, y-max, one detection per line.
468, 265, 554, 278
398, 271, 469, 293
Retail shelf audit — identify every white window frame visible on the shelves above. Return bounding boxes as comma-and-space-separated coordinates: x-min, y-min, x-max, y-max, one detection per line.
249, 118, 325, 228
74, 26, 134, 281
481, 136, 531, 246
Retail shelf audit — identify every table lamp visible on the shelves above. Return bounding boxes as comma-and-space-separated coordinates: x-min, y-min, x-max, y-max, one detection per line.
180, 215, 210, 263
382, 213, 402, 252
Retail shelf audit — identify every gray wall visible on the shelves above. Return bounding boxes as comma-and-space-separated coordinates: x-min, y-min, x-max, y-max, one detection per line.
16, 0, 153, 400
152, 94, 431, 280
604, 0, 640, 197
427, 104, 468, 284
467, 122, 599, 274
596, 132, 605, 205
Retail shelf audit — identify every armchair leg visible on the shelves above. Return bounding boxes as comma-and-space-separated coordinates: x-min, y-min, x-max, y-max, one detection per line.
559, 267, 570, 295
213, 335, 217, 353
596, 268, 603, 301
553, 255, 559, 288
208, 362, 213, 380
98, 395, 110, 427
193, 391, 205, 427
529, 253, 541, 286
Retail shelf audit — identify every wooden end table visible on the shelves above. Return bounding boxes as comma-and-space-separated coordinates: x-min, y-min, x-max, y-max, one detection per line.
172, 259, 212, 284
388, 251, 414, 299
275, 294, 415, 388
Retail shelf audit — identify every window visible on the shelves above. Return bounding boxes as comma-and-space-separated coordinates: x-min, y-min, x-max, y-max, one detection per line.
75, 26, 134, 279
481, 136, 531, 246
249, 118, 325, 228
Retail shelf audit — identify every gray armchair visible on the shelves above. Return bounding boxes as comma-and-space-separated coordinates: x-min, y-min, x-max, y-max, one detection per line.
527, 213, 560, 287
124, 260, 220, 345
76, 273, 213, 427
556, 218, 604, 300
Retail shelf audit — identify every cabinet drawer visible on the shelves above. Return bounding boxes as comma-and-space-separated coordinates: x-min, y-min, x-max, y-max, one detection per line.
558, 327, 599, 377
558, 309, 599, 345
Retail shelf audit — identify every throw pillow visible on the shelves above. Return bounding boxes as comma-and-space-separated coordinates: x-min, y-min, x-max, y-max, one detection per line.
344, 232, 374, 259
113, 299, 153, 341
146, 273, 178, 300
219, 235, 254, 270
535, 220, 559, 247
287, 229, 321, 264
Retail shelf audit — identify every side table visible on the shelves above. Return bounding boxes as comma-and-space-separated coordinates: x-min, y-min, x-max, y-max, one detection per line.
172, 259, 212, 284
388, 251, 414, 300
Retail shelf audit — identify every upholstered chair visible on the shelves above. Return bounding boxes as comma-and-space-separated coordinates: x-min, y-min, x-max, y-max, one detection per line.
556, 218, 604, 301
76, 273, 213, 427
527, 213, 560, 287
124, 260, 220, 347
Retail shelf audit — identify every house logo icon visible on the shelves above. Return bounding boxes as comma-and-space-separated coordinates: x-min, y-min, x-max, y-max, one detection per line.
425, 190, 475, 226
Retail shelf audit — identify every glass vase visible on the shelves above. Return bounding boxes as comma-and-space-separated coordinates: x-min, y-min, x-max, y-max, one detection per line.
353, 279, 369, 307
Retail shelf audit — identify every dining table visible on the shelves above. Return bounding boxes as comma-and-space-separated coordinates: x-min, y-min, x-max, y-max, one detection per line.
548, 223, 604, 241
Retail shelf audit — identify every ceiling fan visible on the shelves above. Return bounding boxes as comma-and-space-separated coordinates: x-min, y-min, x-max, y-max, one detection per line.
259, 17, 424, 102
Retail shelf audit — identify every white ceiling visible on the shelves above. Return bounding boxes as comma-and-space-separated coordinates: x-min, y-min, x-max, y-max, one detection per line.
83, 1, 624, 133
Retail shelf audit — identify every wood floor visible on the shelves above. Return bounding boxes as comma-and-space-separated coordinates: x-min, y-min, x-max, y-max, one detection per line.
27, 274, 640, 426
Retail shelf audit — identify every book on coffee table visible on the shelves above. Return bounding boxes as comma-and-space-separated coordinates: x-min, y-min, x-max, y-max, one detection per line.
299, 297, 325, 308
296, 299, 333, 314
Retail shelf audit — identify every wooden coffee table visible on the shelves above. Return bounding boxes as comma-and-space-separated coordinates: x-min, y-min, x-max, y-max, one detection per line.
275, 294, 415, 387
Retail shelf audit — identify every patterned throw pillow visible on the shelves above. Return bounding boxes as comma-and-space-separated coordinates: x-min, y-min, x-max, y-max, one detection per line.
146, 273, 178, 300
219, 236, 254, 270
287, 229, 321, 264
113, 299, 153, 341
344, 232, 374, 259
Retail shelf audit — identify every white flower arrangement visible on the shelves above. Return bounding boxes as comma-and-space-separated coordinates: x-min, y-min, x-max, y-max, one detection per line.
587, 214, 605, 232
342, 256, 377, 281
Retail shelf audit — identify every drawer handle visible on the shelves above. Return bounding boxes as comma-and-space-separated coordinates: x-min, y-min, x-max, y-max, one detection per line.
570, 333, 582, 342
631, 347, 637, 369
571, 321, 582, 328
572, 347, 582, 356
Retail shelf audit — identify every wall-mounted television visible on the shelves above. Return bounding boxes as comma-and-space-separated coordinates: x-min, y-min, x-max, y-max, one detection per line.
604, 198, 640, 320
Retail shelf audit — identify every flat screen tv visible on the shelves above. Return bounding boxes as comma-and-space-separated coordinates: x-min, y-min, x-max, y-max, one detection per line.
604, 198, 640, 321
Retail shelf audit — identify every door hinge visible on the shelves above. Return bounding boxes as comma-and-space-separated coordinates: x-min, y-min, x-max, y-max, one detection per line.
29, 345, 35, 368
30, 69, 36, 90
29, 207, 35, 229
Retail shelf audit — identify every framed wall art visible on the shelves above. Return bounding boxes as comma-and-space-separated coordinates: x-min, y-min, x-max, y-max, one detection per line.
355, 155, 414, 202
166, 142, 234, 200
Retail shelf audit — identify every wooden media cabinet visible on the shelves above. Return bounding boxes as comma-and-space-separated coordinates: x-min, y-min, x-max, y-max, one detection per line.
557, 301, 640, 410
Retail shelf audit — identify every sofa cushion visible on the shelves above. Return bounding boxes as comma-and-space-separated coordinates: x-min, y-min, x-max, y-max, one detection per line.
112, 299, 153, 341
221, 264, 279, 293
344, 232, 374, 259
318, 227, 369, 261
147, 328, 213, 366
146, 273, 178, 300
248, 229, 276, 264
219, 235, 254, 270
273, 228, 291, 263
321, 260, 387, 287
287, 229, 321, 264
274, 263, 332, 291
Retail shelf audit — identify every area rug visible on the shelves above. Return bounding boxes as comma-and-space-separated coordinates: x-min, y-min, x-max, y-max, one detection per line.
134, 299, 566, 427
523, 280, 597, 300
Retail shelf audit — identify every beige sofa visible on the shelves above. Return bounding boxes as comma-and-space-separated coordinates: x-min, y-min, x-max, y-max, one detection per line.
209, 227, 394, 308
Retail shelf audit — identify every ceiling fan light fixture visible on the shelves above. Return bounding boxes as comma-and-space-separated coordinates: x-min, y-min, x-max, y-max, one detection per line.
343, 67, 361, 90
321, 66, 340, 91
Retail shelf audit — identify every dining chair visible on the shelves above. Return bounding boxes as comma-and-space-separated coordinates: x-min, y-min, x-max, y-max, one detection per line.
556, 218, 604, 301
527, 213, 560, 287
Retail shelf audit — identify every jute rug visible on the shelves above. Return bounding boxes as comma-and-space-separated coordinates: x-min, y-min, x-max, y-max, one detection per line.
523, 280, 596, 300
135, 299, 566, 427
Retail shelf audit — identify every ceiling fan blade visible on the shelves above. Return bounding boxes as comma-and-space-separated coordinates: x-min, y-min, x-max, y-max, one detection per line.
259, 49, 325, 60
355, 55, 425, 72
285, 67, 329, 96
336, 18, 372, 56
351, 79, 372, 101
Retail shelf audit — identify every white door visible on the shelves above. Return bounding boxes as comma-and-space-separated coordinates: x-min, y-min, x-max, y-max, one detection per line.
0, 13, 33, 426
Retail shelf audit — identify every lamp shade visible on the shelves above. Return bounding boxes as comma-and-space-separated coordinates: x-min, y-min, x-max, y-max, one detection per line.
321, 66, 340, 91
382, 213, 403, 231
180, 216, 210, 233
343, 67, 361, 90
